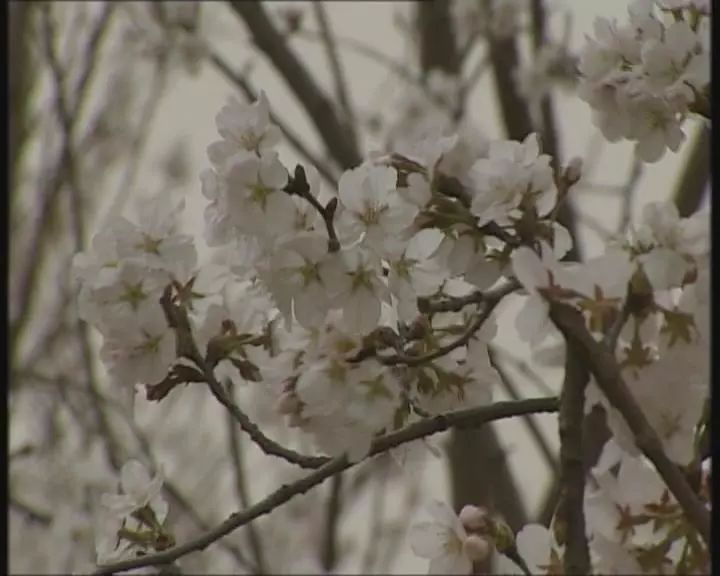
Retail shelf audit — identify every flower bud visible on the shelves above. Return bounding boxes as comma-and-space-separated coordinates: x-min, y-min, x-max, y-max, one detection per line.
276, 391, 300, 415
463, 534, 491, 562
459, 505, 488, 532
564, 157, 583, 186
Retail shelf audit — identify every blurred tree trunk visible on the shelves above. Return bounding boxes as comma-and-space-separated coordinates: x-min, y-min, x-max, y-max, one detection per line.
416, 5, 528, 573
673, 124, 710, 217
9, 2, 37, 202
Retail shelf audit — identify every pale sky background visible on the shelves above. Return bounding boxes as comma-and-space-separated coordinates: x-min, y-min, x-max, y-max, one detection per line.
40, 1, 706, 572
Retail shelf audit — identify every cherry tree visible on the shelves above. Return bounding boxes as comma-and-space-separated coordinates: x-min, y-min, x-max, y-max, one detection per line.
9, 1, 710, 574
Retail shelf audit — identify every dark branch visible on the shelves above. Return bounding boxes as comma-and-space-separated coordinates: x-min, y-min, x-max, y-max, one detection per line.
548, 301, 711, 545
93, 397, 558, 575
228, 1, 361, 170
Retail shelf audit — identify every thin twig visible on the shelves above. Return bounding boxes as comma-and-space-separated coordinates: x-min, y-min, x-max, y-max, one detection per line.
379, 280, 518, 367
293, 28, 424, 92
616, 155, 643, 235
103, 57, 169, 223
204, 370, 328, 469
489, 346, 558, 475
41, 2, 125, 472
9, 495, 53, 525
312, 3, 358, 147
284, 165, 340, 251
490, 347, 556, 397
92, 397, 559, 575
225, 381, 267, 574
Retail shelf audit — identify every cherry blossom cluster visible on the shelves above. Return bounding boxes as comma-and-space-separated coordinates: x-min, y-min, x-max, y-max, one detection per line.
95, 460, 173, 565
577, 0, 709, 162
72, 197, 198, 393
584, 448, 710, 574
192, 91, 581, 461
72, 84, 710, 573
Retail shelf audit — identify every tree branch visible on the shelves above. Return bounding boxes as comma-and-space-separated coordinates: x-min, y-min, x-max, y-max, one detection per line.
672, 123, 710, 217
557, 340, 590, 574
225, 381, 267, 574
228, 1, 361, 170
320, 475, 343, 571
489, 346, 558, 476
203, 366, 329, 470
547, 301, 711, 545
92, 397, 558, 575
488, 0, 580, 261
312, 2, 358, 148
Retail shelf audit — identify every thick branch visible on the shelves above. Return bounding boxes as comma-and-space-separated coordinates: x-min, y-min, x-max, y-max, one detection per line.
557, 341, 590, 574
93, 397, 558, 575
548, 301, 711, 545
229, 1, 361, 170
672, 123, 710, 217
417, 0, 460, 75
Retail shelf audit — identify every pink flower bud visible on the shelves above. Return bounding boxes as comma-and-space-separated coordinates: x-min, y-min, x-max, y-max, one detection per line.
463, 534, 491, 562
459, 505, 488, 532
564, 157, 583, 185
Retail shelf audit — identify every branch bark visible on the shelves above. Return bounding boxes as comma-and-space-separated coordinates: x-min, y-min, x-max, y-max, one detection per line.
228, 1, 361, 171
673, 123, 710, 217
557, 341, 590, 574
547, 301, 711, 545
92, 397, 559, 575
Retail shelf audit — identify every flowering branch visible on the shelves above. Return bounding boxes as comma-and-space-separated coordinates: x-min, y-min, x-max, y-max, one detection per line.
547, 300, 711, 545
229, 0, 362, 170
284, 164, 340, 251
160, 289, 330, 470
92, 397, 558, 575
206, 48, 339, 188
381, 280, 519, 367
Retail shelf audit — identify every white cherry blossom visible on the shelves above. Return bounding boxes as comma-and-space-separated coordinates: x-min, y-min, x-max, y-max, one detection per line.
386, 229, 444, 322
100, 460, 167, 521
99, 305, 176, 387
337, 163, 418, 255
334, 247, 390, 335
263, 233, 348, 328
466, 133, 556, 227
207, 91, 281, 171
409, 500, 473, 575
